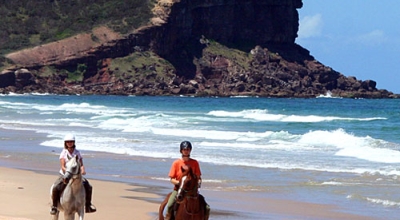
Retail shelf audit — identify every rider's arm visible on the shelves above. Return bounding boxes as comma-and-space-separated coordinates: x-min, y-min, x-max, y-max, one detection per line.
60, 158, 66, 173
198, 176, 202, 188
170, 178, 179, 185
79, 158, 86, 175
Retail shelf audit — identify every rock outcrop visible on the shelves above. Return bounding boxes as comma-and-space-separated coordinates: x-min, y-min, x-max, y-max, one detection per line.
0, 0, 398, 98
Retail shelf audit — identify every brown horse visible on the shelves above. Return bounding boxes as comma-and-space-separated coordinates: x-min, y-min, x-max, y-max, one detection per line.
159, 167, 209, 220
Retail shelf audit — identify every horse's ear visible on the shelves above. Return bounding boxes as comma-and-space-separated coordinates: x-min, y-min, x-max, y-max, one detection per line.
67, 154, 72, 160
187, 166, 194, 175
181, 165, 190, 173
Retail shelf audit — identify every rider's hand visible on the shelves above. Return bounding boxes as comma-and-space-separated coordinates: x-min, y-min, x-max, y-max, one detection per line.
170, 178, 179, 185
63, 178, 69, 184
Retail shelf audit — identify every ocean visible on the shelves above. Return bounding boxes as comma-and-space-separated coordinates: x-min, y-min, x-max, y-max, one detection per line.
0, 93, 399, 219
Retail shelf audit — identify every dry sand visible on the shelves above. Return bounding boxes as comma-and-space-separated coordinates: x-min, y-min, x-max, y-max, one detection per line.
0, 167, 159, 220
0, 166, 376, 220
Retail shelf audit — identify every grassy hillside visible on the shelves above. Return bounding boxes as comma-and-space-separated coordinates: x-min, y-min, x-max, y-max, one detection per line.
0, 0, 156, 55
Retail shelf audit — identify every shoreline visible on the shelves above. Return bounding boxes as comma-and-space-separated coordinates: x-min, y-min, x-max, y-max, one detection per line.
0, 165, 377, 220
0, 128, 383, 220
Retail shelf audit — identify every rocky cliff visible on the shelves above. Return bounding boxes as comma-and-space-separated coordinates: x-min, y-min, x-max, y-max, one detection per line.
1, 0, 397, 98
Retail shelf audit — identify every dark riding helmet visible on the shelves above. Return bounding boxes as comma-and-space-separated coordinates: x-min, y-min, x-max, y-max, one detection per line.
180, 141, 192, 152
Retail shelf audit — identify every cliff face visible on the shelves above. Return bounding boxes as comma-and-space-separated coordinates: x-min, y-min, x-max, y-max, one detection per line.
5, 0, 303, 68
150, 0, 302, 53
1, 0, 397, 98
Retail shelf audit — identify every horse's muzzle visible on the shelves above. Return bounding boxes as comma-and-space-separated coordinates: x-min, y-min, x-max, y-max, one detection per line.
64, 172, 73, 183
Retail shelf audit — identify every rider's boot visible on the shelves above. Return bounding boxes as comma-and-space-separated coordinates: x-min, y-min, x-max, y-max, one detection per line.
165, 211, 173, 220
199, 194, 210, 220
50, 186, 59, 215
84, 182, 97, 213
165, 205, 174, 220
205, 204, 210, 220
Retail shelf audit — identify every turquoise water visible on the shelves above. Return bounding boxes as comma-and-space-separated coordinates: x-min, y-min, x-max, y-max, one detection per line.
0, 94, 399, 219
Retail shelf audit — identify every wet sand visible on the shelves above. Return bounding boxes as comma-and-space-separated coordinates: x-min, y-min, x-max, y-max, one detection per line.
0, 129, 377, 220
0, 165, 376, 220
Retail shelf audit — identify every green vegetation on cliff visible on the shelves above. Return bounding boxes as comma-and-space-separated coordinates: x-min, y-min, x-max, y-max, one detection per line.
110, 51, 176, 81
0, 0, 156, 54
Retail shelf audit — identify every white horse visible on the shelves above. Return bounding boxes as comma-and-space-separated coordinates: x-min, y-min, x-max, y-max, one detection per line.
50, 155, 86, 220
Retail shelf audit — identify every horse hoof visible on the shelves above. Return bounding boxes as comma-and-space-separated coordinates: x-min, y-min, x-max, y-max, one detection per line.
50, 207, 58, 215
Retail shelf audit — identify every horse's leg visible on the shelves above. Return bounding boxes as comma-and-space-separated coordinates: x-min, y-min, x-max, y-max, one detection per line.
64, 211, 75, 220
79, 187, 85, 220
51, 210, 59, 220
159, 193, 171, 220
78, 208, 85, 220
50, 184, 55, 214
78, 194, 85, 220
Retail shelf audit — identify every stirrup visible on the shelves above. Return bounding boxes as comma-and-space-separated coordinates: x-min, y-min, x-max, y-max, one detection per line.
50, 206, 58, 215
85, 204, 97, 213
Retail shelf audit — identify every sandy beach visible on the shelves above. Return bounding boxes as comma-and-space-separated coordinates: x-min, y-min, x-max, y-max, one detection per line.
0, 167, 159, 220
0, 166, 377, 220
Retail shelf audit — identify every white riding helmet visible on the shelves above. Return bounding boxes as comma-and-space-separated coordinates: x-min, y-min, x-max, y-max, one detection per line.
64, 133, 75, 142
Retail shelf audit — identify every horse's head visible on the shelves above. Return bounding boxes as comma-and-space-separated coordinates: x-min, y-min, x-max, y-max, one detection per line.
176, 166, 199, 203
64, 155, 81, 182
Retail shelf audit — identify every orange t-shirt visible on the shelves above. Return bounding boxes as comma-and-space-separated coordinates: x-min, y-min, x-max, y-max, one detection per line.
168, 158, 201, 181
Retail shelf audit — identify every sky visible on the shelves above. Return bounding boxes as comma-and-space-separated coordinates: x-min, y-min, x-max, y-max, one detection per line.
296, 1, 400, 94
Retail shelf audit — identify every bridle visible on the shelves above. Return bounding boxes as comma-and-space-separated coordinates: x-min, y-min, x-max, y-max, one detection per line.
176, 175, 199, 203
176, 175, 203, 216
64, 155, 82, 183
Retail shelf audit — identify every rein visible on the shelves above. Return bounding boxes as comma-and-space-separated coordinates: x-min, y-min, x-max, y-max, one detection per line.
67, 171, 81, 183
64, 157, 82, 184
177, 187, 201, 216
182, 190, 201, 216
176, 175, 199, 204
184, 202, 201, 216
181, 185, 198, 198
169, 167, 207, 219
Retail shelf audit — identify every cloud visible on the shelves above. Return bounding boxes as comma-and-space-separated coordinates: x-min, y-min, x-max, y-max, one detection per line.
355, 30, 387, 46
298, 14, 323, 39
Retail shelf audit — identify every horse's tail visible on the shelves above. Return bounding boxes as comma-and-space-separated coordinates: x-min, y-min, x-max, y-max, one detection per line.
159, 193, 171, 220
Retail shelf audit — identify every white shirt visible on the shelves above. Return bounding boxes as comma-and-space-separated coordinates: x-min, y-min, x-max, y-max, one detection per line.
58, 148, 82, 175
